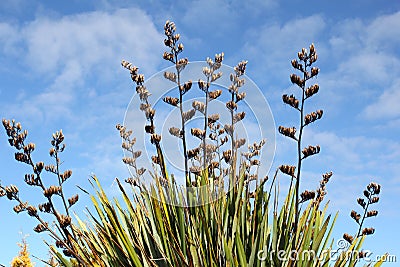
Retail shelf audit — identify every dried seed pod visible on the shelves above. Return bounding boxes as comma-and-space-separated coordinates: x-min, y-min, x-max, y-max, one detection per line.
366, 210, 378, 217
150, 134, 161, 144
169, 127, 183, 138
60, 170, 73, 182
59, 215, 72, 228
279, 165, 296, 177
371, 196, 379, 203
39, 202, 52, 213
234, 61, 247, 76
13, 202, 27, 213
33, 222, 48, 233
125, 178, 138, 186
43, 185, 62, 197
357, 198, 366, 208
145, 125, 155, 134
224, 124, 234, 136
163, 96, 180, 106
24, 174, 38, 186
236, 92, 246, 102
235, 138, 246, 149
68, 194, 79, 207
278, 126, 297, 140
343, 233, 354, 244
300, 190, 315, 202
361, 227, 375, 235
211, 72, 223, 82
290, 74, 304, 87
27, 205, 37, 217
209, 90, 222, 99
233, 112, 246, 124
304, 110, 323, 125
223, 150, 232, 163
190, 166, 202, 175
192, 100, 205, 114
191, 128, 205, 140
187, 147, 200, 159
250, 159, 260, 166
181, 80, 192, 94
282, 94, 299, 109
350, 210, 361, 223
15, 152, 29, 163
311, 67, 319, 77
163, 52, 174, 62
302, 145, 320, 158
164, 71, 177, 83
151, 155, 160, 165
367, 182, 381, 194
305, 84, 319, 98
183, 109, 196, 123
208, 114, 220, 125
226, 101, 237, 111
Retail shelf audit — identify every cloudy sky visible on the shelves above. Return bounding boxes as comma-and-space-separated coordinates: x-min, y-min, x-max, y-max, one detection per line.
0, 0, 399, 264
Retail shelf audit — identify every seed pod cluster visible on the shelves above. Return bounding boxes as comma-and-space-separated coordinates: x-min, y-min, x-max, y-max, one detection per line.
343, 233, 354, 244
282, 94, 299, 109
33, 222, 48, 233
300, 190, 315, 203
68, 194, 79, 207
305, 84, 319, 98
43, 185, 62, 197
302, 145, 320, 158
163, 96, 179, 106
278, 126, 297, 140
304, 110, 323, 125
279, 165, 296, 177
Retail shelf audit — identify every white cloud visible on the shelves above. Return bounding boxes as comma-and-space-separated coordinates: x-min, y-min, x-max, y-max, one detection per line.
364, 79, 400, 120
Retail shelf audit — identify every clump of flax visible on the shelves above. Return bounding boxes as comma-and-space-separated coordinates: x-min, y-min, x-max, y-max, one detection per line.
343, 182, 381, 245
0, 119, 82, 261
161, 20, 193, 187
121, 60, 167, 182
278, 44, 328, 249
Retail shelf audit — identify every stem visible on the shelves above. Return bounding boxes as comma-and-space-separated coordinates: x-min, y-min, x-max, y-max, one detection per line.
356, 194, 372, 238
293, 63, 307, 252
176, 57, 190, 187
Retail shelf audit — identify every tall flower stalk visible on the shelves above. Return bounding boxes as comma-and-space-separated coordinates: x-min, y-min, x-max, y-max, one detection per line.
279, 44, 323, 251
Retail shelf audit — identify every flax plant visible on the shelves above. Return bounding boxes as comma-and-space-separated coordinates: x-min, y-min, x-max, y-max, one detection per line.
0, 20, 386, 267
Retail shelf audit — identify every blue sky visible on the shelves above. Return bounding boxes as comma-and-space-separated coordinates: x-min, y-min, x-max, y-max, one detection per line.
0, 0, 399, 265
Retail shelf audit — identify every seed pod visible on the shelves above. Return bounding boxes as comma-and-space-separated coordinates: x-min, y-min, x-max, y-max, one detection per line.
233, 112, 246, 124
357, 198, 366, 208
59, 215, 72, 228
183, 109, 196, 123
223, 150, 231, 163
33, 222, 48, 233
150, 134, 161, 144
43, 185, 62, 197
279, 165, 296, 177
209, 90, 222, 99
305, 84, 319, 98
68, 194, 79, 207
366, 210, 378, 217
145, 125, 155, 134
361, 227, 375, 235
300, 190, 315, 202
192, 100, 205, 114
226, 101, 237, 111
350, 210, 361, 223
163, 96, 179, 106
282, 94, 299, 109
39, 202, 52, 213
169, 127, 183, 138
164, 72, 177, 83
191, 128, 205, 140
343, 233, 354, 244
278, 126, 297, 140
